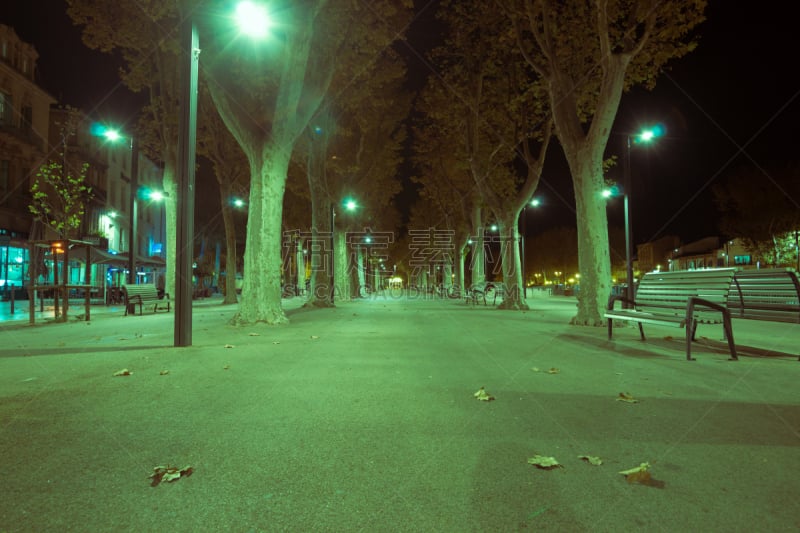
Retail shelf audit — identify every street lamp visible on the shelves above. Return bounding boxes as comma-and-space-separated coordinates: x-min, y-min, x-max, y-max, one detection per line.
521, 197, 540, 296
174, 1, 270, 346
330, 197, 357, 303
622, 125, 663, 303
99, 127, 139, 285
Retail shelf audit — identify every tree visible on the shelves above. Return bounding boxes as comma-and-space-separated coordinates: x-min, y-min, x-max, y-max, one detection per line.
29, 109, 93, 239
29, 161, 92, 239
67, 0, 183, 300
196, 87, 249, 305
300, 50, 409, 306
418, 0, 552, 310
501, 0, 706, 324
204, 0, 412, 324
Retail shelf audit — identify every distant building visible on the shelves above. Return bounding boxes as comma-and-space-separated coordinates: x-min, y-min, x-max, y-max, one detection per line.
0, 23, 165, 295
668, 237, 752, 271
0, 24, 56, 291
636, 235, 680, 273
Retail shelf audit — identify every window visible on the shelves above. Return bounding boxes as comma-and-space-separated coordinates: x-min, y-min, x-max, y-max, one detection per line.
21, 106, 32, 131
0, 160, 9, 194
0, 92, 12, 126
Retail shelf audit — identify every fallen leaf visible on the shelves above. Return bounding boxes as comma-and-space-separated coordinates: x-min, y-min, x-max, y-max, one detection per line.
616, 392, 639, 403
272, 341, 281, 345
224, 344, 235, 348
310, 335, 320, 339
248, 332, 261, 336
619, 462, 651, 484
113, 369, 132, 377
547, 368, 560, 374
527, 455, 562, 469
578, 455, 603, 466
159, 370, 170, 376
474, 387, 495, 401
223, 364, 230, 370
531, 367, 540, 372
149, 465, 193, 487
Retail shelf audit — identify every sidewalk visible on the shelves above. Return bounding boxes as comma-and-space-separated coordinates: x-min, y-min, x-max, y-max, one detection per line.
0, 292, 798, 531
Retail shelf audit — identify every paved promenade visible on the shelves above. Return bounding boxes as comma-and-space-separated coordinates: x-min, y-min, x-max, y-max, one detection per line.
1, 292, 798, 531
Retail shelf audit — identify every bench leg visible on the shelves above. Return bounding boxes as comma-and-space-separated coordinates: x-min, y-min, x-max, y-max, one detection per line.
722, 315, 738, 361
686, 319, 696, 361
607, 319, 613, 340
637, 323, 645, 340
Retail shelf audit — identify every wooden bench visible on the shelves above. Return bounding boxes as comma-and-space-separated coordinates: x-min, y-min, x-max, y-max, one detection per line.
122, 284, 170, 316
605, 269, 738, 361
728, 268, 800, 361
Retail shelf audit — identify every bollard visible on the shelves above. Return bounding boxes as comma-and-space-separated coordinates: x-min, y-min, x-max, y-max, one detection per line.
9, 287, 14, 314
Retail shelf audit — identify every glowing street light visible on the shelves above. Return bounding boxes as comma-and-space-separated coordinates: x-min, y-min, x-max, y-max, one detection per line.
234, 1, 272, 38
98, 126, 139, 285
330, 197, 358, 303
175, 1, 270, 346
521, 197, 541, 294
623, 124, 663, 303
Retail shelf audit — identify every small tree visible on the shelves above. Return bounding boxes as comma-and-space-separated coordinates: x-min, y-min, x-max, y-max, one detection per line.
29, 160, 92, 239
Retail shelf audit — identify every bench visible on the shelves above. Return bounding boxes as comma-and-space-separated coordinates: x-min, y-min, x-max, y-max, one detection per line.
122, 284, 170, 316
465, 283, 488, 305
605, 269, 738, 361
728, 268, 800, 361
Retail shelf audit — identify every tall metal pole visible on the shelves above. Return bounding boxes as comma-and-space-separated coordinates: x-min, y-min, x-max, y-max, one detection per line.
521, 207, 526, 299
128, 137, 139, 285
330, 204, 335, 304
624, 135, 634, 304
175, 17, 199, 347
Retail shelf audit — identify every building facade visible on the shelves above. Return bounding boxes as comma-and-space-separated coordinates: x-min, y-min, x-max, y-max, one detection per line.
1, 23, 165, 298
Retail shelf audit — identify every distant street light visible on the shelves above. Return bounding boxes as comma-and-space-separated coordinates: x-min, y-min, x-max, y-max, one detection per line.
623, 125, 663, 303
331, 197, 357, 303
99, 127, 139, 285
520, 197, 541, 296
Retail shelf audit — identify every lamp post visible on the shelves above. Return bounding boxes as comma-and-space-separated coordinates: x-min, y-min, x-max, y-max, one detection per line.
622, 126, 662, 303
520, 198, 540, 297
330, 198, 357, 303
100, 129, 139, 285
174, 2, 270, 346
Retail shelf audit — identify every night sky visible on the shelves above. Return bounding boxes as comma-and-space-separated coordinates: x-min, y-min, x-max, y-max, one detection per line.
3, 1, 798, 246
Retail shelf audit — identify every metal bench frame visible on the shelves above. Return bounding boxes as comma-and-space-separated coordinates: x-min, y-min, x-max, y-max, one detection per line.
122, 284, 170, 316
605, 269, 738, 361
728, 268, 800, 361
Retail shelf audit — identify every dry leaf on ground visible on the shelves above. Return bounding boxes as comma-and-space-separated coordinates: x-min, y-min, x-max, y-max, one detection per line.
223, 364, 230, 370
619, 462, 651, 484
531, 367, 560, 374
616, 392, 639, 403
474, 387, 495, 401
159, 370, 169, 376
578, 455, 603, 465
224, 344, 234, 348
149, 465, 193, 486
272, 341, 280, 345
248, 333, 260, 336
528, 455, 562, 469
310, 335, 320, 339
113, 369, 132, 377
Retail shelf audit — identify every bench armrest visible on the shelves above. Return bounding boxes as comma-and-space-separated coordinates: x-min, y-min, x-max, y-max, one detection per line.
606, 294, 635, 311
687, 296, 728, 315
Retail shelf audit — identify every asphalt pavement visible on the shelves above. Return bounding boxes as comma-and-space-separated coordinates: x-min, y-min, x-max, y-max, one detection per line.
1, 291, 798, 531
